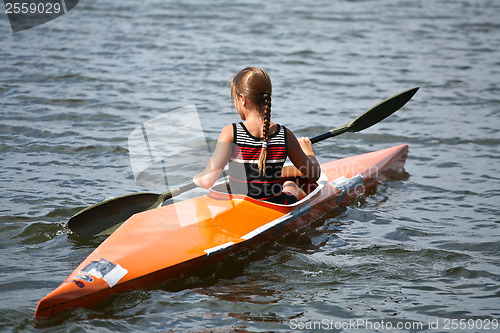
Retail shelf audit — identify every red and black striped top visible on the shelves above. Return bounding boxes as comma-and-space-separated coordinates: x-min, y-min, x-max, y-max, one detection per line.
228, 122, 288, 200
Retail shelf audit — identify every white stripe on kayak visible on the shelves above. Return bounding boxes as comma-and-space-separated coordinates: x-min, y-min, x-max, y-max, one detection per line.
241, 203, 311, 240
205, 241, 235, 256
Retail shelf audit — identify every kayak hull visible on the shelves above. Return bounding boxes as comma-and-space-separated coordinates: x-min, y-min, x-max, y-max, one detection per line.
35, 144, 408, 320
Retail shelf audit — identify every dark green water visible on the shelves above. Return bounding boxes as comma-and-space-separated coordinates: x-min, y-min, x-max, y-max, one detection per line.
1, 0, 498, 331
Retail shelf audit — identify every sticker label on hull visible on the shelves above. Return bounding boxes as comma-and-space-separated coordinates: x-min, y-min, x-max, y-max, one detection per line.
330, 174, 364, 204
75, 274, 94, 283
81, 258, 128, 287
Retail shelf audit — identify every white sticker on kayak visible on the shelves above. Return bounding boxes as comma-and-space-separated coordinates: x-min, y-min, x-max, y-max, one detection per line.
81, 258, 128, 287
103, 264, 128, 287
330, 174, 363, 192
330, 174, 364, 204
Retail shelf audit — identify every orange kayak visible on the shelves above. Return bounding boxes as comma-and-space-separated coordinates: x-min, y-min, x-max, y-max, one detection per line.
35, 144, 408, 320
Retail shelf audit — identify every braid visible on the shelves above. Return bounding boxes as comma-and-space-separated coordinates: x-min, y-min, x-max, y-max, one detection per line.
258, 92, 272, 172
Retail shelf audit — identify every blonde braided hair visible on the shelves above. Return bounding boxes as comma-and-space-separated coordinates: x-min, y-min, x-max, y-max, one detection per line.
258, 91, 271, 171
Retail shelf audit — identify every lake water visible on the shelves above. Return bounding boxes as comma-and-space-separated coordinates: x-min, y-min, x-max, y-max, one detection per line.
1, 0, 499, 331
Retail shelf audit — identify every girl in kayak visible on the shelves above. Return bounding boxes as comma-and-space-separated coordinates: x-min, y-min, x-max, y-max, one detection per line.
194, 67, 321, 204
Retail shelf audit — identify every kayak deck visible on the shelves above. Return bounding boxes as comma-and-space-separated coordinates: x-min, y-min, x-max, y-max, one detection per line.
35, 144, 408, 320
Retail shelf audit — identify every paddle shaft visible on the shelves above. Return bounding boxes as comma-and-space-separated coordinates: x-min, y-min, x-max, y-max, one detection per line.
157, 181, 198, 204
310, 126, 348, 144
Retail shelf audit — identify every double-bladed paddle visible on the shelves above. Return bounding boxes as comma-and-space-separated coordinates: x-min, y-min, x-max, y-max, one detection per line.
68, 86, 419, 237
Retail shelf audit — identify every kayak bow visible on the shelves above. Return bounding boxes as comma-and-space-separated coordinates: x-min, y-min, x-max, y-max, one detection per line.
35, 144, 408, 320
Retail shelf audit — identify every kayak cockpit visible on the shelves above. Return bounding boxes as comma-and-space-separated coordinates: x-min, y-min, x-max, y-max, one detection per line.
208, 168, 328, 208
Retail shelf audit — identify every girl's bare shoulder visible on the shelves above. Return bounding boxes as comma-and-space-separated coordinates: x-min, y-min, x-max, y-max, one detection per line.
218, 124, 234, 142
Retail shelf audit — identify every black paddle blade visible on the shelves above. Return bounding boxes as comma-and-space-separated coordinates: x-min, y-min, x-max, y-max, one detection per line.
348, 87, 419, 132
67, 193, 161, 237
